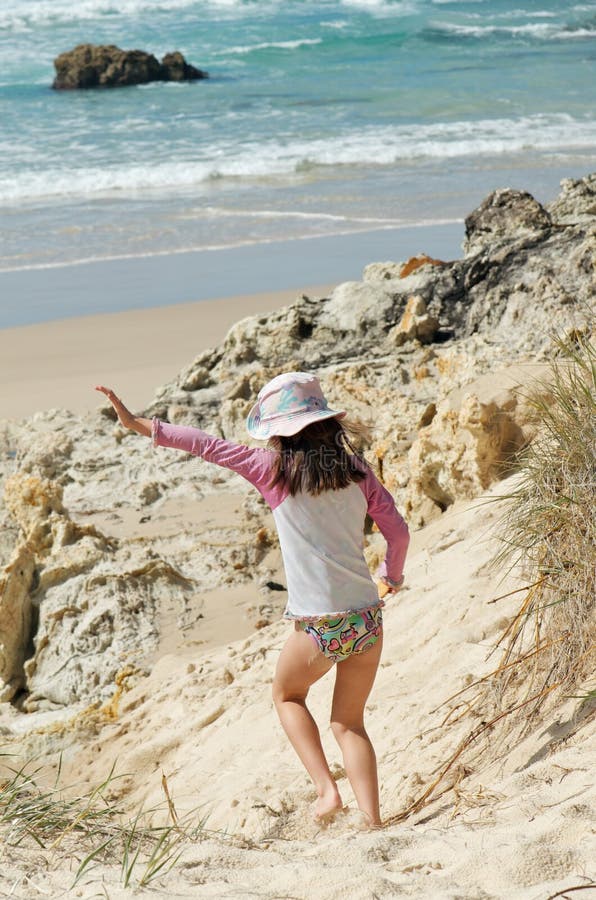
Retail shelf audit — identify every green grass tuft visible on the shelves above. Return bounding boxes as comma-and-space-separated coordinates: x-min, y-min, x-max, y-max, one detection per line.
0, 758, 213, 889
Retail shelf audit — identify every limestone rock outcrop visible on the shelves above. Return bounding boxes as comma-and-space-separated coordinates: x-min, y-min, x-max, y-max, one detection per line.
387, 295, 439, 346
142, 175, 594, 527
52, 44, 208, 90
404, 381, 538, 527
0, 472, 196, 708
462, 188, 552, 256
0, 542, 35, 702
148, 179, 593, 425
547, 173, 596, 225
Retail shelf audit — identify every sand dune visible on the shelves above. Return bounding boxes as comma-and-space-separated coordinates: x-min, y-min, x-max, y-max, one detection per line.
1, 479, 593, 898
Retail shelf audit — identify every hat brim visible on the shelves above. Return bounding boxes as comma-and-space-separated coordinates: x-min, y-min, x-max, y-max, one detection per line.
246, 404, 346, 440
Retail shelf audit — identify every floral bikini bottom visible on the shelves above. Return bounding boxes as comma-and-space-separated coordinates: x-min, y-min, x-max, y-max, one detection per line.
299, 605, 383, 663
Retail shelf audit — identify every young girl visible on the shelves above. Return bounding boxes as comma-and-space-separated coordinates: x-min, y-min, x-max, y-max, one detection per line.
96, 372, 409, 828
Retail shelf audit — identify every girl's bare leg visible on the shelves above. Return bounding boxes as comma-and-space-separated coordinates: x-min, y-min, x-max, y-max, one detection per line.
272, 627, 341, 821
330, 635, 383, 827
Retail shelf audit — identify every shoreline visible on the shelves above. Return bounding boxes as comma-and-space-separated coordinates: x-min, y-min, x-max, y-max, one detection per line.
0, 220, 464, 420
0, 222, 464, 329
0, 286, 334, 420
0, 219, 463, 276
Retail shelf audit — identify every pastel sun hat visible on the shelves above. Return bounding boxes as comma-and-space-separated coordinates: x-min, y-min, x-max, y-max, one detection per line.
246, 372, 346, 439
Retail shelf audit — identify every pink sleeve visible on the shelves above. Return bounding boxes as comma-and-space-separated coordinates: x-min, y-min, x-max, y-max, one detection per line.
152, 419, 284, 507
358, 467, 410, 583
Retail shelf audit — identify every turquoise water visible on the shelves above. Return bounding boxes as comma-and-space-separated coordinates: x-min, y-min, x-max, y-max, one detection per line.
1, 0, 595, 274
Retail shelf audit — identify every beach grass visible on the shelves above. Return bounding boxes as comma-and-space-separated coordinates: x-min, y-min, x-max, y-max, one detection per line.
0, 756, 213, 889
489, 329, 595, 714
385, 329, 596, 826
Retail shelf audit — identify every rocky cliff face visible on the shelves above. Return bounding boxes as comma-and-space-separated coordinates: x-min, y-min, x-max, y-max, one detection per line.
0, 174, 593, 716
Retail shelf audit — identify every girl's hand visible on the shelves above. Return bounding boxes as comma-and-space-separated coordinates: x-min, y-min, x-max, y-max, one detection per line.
378, 574, 404, 599
95, 386, 152, 437
95, 385, 134, 428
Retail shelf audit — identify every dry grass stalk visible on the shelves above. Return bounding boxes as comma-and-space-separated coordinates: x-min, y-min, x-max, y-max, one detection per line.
545, 884, 596, 900
383, 680, 560, 827
161, 771, 180, 828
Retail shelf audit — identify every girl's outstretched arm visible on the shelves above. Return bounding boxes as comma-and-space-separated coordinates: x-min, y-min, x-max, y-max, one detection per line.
95, 386, 152, 437
97, 394, 280, 505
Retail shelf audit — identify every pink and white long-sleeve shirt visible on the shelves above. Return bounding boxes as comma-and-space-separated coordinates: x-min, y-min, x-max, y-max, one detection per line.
152, 420, 409, 620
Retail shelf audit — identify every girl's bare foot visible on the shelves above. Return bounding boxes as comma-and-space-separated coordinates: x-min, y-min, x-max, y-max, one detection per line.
356, 810, 383, 830
313, 786, 344, 824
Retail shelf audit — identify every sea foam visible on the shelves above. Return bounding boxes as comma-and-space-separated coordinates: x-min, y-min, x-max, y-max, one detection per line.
1, 114, 593, 205
221, 38, 323, 55
0, 0, 273, 30
431, 21, 560, 39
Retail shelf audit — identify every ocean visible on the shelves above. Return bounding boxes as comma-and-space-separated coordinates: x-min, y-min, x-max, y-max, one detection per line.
0, 0, 595, 323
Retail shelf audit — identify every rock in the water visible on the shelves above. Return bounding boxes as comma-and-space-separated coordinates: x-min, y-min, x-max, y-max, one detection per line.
160, 51, 206, 82
52, 44, 208, 90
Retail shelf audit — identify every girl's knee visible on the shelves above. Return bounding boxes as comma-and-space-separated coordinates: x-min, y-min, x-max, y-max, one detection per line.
330, 720, 346, 741
272, 680, 285, 707
272, 680, 306, 707
330, 718, 365, 740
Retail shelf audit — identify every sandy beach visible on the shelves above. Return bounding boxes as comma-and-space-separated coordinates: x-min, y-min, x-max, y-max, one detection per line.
1, 475, 594, 898
0, 285, 332, 420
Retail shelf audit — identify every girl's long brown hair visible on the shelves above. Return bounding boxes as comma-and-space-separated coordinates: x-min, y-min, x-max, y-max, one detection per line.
268, 417, 369, 496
